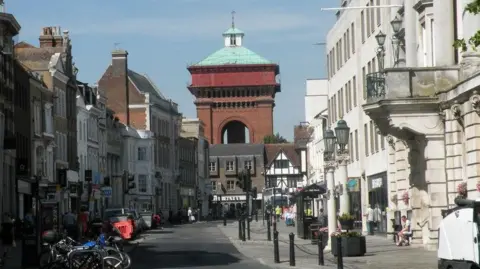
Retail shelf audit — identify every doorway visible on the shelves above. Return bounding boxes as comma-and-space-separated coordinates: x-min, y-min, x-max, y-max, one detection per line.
368, 173, 388, 234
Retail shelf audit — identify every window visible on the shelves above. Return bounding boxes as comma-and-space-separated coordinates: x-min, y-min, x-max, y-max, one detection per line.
381, 134, 385, 150
353, 76, 357, 107
361, 11, 365, 43
349, 132, 353, 161
211, 181, 217, 192
369, 0, 375, 33
370, 121, 375, 154
345, 30, 350, 59
366, 4, 371, 37
376, 0, 381, 26
364, 123, 369, 156
244, 160, 252, 170
362, 67, 366, 99
227, 180, 235, 190
34, 101, 41, 135
274, 160, 289, 169
54, 87, 66, 118
209, 161, 217, 172
354, 130, 359, 161
226, 161, 234, 171
55, 132, 67, 161
287, 178, 297, 188
138, 175, 147, 192
351, 23, 355, 53
230, 35, 236, 46
138, 147, 147, 161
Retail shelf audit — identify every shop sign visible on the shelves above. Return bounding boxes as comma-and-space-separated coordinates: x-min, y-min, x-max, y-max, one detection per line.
371, 177, 383, 189
347, 178, 360, 192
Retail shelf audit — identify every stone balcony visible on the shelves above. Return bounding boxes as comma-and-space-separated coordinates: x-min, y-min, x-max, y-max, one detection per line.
363, 67, 459, 136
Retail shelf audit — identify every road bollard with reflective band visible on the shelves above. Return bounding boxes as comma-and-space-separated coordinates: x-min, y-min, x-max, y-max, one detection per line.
318, 232, 324, 266
336, 237, 343, 269
273, 231, 280, 263
238, 219, 242, 240
247, 218, 251, 240
242, 219, 246, 242
289, 233, 295, 266
267, 217, 272, 241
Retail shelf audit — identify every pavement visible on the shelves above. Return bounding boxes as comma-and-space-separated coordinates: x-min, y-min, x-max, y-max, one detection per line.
217, 220, 438, 269
5, 234, 144, 269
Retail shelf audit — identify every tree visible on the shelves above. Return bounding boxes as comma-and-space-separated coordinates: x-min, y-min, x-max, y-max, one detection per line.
454, 0, 480, 51
263, 133, 288, 144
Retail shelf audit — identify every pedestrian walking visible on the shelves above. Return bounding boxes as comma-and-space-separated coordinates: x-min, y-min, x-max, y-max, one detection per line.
364, 204, 375, 235
0, 213, 15, 262
63, 210, 78, 240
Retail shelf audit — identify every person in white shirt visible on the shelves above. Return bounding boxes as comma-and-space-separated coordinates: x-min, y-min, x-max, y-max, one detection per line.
363, 205, 374, 235
397, 215, 412, 246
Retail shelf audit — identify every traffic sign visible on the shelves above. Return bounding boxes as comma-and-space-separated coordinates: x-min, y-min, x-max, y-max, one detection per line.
101, 186, 112, 198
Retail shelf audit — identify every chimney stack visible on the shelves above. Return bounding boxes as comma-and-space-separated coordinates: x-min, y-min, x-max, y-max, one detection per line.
111, 49, 130, 126
39, 26, 63, 48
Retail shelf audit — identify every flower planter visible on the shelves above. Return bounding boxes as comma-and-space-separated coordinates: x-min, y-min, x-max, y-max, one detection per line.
331, 236, 366, 257
339, 219, 354, 230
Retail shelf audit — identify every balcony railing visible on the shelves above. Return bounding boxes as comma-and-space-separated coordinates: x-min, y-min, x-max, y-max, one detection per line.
365, 67, 460, 104
366, 72, 386, 101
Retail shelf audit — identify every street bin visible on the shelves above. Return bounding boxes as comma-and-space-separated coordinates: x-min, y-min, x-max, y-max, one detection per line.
22, 234, 39, 268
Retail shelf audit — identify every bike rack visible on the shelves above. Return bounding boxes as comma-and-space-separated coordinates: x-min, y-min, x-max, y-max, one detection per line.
67, 248, 105, 269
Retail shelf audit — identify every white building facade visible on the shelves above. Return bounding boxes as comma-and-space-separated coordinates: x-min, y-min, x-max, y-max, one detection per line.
326, 0, 480, 250
106, 109, 123, 208
76, 89, 88, 210
122, 127, 155, 211
325, 0, 393, 235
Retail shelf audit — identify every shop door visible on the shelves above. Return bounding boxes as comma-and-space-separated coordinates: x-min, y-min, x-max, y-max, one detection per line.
368, 187, 388, 234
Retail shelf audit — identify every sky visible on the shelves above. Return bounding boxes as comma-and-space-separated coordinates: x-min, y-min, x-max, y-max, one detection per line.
8, 0, 338, 140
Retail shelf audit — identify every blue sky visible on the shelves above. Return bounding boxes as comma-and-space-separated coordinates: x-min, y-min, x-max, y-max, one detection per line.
9, 0, 337, 140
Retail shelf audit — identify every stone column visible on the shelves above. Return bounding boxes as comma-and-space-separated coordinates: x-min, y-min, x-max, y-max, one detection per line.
460, 0, 480, 78
444, 107, 464, 207
404, 0, 417, 67
325, 162, 337, 250
434, 0, 455, 66
386, 136, 397, 234
337, 155, 350, 215
466, 94, 480, 196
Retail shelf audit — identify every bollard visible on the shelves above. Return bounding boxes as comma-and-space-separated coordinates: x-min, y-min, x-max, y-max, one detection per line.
336, 237, 344, 269
318, 231, 324, 266
267, 217, 272, 241
273, 231, 280, 263
255, 212, 258, 222
273, 219, 277, 232
238, 219, 242, 240
242, 219, 246, 242
247, 218, 251, 240
289, 233, 296, 266
224, 215, 227, 226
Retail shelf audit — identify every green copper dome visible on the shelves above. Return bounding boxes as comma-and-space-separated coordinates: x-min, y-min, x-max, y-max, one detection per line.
193, 46, 272, 66
222, 27, 244, 36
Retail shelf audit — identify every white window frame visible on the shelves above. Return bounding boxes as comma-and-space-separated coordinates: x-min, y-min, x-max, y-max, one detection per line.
34, 101, 42, 135
226, 161, 234, 171
209, 161, 216, 172
44, 103, 53, 134
226, 180, 235, 190
244, 160, 252, 170
138, 174, 148, 193
54, 87, 66, 118
211, 181, 217, 192
138, 147, 147, 161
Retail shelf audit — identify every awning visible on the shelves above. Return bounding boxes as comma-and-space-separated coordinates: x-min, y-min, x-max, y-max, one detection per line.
293, 182, 327, 198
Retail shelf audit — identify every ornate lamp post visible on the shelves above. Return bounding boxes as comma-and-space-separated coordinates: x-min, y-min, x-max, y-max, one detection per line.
334, 120, 350, 215
323, 129, 337, 249
375, 31, 387, 71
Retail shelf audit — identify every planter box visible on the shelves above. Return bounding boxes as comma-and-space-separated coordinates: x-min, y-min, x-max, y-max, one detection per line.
331, 236, 366, 257
339, 219, 354, 230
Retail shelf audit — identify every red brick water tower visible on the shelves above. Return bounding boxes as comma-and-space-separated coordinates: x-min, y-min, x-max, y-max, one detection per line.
187, 22, 280, 145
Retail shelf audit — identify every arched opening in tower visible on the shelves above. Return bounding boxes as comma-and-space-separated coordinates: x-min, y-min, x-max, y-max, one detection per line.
221, 120, 250, 144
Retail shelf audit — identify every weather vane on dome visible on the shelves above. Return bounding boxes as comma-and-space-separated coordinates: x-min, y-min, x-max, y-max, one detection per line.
231, 10, 236, 28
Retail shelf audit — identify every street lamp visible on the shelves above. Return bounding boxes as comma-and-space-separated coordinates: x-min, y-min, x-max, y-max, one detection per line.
390, 16, 402, 34
323, 129, 336, 156
375, 31, 386, 71
334, 119, 350, 152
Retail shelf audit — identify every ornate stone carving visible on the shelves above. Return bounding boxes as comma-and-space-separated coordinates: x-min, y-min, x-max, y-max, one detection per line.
324, 160, 337, 170
470, 91, 480, 115
451, 103, 462, 120
386, 135, 395, 149
336, 153, 350, 166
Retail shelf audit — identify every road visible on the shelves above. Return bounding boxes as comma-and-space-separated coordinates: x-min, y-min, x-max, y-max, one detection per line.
129, 222, 272, 269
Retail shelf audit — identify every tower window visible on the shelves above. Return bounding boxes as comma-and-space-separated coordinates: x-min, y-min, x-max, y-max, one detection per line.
230, 35, 236, 46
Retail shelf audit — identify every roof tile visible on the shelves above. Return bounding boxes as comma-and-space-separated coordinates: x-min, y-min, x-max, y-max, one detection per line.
265, 143, 300, 167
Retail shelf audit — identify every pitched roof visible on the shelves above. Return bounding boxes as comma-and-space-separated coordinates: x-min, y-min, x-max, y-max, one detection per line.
15, 42, 65, 71
128, 69, 165, 99
223, 27, 245, 35
193, 46, 273, 66
265, 143, 300, 167
210, 144, 264, 157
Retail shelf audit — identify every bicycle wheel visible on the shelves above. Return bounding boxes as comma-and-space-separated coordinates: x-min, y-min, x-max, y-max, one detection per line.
106, 248, 131, 269
103, 256, 124, 269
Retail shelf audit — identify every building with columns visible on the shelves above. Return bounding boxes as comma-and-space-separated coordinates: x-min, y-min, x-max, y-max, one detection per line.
359, 0, 480, 250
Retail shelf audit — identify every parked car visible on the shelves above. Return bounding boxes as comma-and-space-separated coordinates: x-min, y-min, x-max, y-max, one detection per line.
104, 208, 142, 237
139, 211, 153, 230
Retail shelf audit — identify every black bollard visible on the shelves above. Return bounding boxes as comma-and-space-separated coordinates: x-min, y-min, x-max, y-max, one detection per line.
273, 231, 280, 263
267, 217, 272, 241
318, 232, 324, 266
273, 219, 277, 232
247, 218, 251, 240
336, 237, 344, 269
255, 211, 258, 222
238, 219, 242, 240
289, 233, 295, 266
242, 219, 246, 242
224, 215, 227, 226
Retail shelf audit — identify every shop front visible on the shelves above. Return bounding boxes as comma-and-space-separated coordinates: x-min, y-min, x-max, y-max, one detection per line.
180, 187, 195, 209
67, 170, 79, 213
347, 177, 362, 228
367, 172, 388, 234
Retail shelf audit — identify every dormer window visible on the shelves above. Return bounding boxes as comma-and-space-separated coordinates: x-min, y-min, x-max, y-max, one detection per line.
230, 35, 237, 46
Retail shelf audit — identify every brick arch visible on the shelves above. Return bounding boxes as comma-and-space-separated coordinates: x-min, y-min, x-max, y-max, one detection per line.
217, 116, 254, 144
